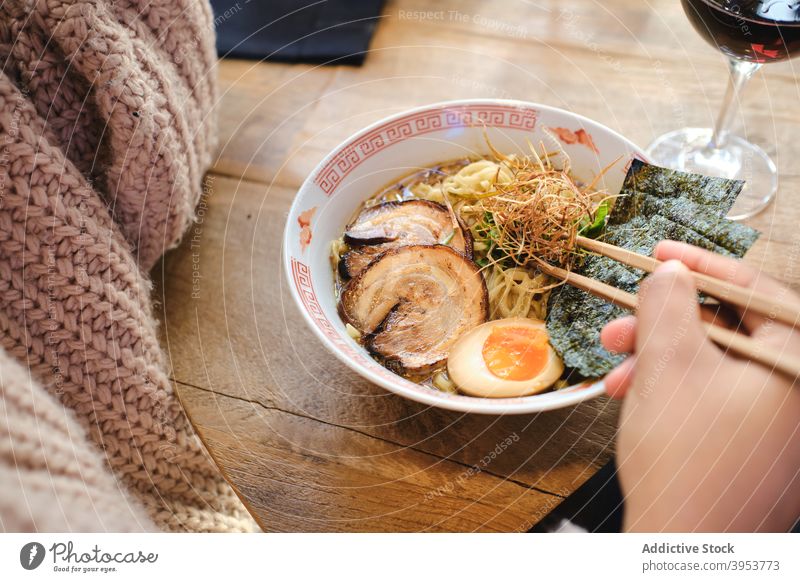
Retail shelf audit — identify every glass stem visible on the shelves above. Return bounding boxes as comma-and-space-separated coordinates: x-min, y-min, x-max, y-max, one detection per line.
708, 59, 761, 150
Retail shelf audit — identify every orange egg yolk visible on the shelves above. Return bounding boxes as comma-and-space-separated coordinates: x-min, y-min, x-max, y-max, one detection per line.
481, 326, 550, 381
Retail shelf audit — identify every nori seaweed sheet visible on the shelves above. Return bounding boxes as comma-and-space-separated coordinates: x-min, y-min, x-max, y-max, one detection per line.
546, 160, 761, 379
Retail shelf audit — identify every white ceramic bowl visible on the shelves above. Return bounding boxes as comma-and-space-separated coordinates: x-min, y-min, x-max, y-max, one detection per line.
283, 99, 645, 414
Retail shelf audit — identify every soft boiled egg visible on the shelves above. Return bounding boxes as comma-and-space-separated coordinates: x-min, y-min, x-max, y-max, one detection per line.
447, 318, 564, 398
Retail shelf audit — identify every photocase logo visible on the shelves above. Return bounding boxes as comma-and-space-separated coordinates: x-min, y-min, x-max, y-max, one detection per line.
20, 542, 46, 570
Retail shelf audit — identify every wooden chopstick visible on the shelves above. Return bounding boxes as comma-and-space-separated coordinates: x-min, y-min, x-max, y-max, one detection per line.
537, 261, 800, 378
576, 236, 800, 328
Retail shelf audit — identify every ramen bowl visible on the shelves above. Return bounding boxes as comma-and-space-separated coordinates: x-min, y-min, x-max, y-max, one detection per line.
283, 99, 644, 414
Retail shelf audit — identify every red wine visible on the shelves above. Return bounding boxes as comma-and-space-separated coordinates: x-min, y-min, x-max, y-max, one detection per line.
682, 0, 800, 62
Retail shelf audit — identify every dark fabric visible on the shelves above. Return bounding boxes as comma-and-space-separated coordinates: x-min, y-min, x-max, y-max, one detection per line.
531, 460, 800, 533
210, 0, 386, 65
530, 461, 624, 533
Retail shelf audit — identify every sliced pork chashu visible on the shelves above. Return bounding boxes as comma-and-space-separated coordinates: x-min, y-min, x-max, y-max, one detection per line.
339, 245, 488, 375
340, 200, 473, 278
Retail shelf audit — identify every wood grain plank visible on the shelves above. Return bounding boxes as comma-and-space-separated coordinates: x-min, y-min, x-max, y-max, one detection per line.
212, 59, 337, 183
386, 0, 800, 81
179, 383, 563, 532
212, 0, 800, 186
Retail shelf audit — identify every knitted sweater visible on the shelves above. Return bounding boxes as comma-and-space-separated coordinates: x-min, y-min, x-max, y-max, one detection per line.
1, 348, 155, 531
0, 0, 256, 532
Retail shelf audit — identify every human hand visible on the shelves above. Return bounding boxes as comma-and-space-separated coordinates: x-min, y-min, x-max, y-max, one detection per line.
600, 241, 800, 532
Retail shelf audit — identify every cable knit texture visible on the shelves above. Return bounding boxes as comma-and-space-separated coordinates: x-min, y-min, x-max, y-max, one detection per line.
0, 0, 257, 532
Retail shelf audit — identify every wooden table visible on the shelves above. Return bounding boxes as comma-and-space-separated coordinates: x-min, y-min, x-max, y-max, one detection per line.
154, 0, 800, 532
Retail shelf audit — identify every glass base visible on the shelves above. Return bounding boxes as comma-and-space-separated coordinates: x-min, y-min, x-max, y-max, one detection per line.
646, 128, 777, 221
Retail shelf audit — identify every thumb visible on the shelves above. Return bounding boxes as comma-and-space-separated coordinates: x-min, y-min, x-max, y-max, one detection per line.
635, 260, 706, 371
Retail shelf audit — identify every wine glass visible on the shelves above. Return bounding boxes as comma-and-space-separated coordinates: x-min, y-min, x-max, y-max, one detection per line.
647, 0, 800, 220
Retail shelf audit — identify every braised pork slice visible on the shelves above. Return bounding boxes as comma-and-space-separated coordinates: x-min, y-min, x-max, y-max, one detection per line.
339, 245, 488, 375
339, 200, 472, 278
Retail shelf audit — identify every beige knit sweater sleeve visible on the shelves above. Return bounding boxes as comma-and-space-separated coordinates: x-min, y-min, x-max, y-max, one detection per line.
0, 1, 257, 532
0, 348, 155, 532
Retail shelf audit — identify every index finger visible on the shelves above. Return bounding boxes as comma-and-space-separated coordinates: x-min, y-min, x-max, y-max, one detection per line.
654, 240, 800, 335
